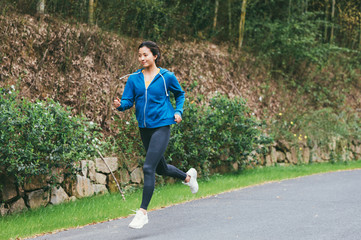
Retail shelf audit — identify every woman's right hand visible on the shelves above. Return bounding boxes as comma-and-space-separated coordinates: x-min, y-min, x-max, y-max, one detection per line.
113, 97, 121, 108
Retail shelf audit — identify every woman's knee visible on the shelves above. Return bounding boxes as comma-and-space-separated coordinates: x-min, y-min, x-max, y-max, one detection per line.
143, 165, 155, 176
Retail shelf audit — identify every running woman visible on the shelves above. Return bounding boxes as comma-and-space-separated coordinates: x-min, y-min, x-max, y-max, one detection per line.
113, 41, 198, 229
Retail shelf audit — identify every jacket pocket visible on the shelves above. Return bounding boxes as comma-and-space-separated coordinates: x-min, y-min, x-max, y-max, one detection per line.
148, 98, 173, 121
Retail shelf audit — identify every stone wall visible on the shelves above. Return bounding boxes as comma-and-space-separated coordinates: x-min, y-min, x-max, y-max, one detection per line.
263, 138, 361, 167
210, 138, 361, 174
1, 138, 361, 216
0, 157, 144, 216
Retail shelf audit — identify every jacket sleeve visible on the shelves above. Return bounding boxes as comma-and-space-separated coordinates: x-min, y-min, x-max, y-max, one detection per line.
168, 73, 185, 116
117, 77, 135, 111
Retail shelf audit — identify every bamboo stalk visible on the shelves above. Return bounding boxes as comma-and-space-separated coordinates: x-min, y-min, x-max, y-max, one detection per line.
238, 0, 247, 49
330, 0, 336, 44
228, 0, 232, 38
324, 0, 329, 42
359, 4, 361, 49
213, 0, 219, 32
37, 0, 45, 14
89, 0, 94, 26
288, 0, 292, 23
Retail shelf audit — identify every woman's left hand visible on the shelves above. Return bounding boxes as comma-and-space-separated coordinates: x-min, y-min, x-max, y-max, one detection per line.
174, 114, 182, 124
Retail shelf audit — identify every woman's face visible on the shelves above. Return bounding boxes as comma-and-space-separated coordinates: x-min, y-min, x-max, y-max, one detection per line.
138, 46, 157, 68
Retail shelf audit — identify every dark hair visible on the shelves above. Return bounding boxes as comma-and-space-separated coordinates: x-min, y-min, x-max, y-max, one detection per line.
138, 41, 161, 66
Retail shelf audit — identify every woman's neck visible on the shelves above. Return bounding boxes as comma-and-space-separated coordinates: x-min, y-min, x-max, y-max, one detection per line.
143, 64, 159, 74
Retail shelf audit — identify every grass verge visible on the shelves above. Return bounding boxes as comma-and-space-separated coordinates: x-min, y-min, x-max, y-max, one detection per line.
1, 160, 361, 240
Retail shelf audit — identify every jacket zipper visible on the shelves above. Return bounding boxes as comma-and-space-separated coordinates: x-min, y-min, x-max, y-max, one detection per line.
143, 71, 160, 128
144, 88, 147, 127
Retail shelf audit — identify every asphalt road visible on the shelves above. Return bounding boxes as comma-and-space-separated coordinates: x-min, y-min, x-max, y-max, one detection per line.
32, 169, 361, 240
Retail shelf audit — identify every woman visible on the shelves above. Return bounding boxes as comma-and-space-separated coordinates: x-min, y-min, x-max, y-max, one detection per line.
113, 41, 198, 229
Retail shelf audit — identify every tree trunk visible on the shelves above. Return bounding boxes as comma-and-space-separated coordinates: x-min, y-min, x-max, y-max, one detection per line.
359, 2, 361, 49
238, 0, 247, 49
228, 0, 232, 38
37, 0, 45, 14
330, 0, 336, 44
324, 0, 329, 42
89, 0, 95, 26
288, 0, 292, 23
213, 0, 219, 32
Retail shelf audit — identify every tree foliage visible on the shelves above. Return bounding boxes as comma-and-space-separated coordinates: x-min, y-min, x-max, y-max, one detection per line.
4, 0, 360, 50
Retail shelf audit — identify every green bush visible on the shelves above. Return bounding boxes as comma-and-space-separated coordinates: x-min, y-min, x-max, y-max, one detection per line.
297, 108, 361, 145
269, 107, 361, 148
111, 94, 272, 178
0, 87, 104, 184
111, 109, 145, 166
166, 94, 273, 177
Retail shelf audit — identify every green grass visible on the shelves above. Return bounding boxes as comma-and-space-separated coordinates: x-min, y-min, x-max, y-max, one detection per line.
1, 160, 361, 240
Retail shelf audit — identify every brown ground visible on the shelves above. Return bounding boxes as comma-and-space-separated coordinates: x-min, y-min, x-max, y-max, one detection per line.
1, 12, 360, 134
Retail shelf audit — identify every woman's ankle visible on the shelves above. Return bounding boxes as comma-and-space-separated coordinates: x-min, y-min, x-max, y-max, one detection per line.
184, 175, 191, 183
140, 208, 147, 215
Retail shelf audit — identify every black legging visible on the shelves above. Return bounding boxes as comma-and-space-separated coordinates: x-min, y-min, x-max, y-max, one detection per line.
139, 125, 187, 210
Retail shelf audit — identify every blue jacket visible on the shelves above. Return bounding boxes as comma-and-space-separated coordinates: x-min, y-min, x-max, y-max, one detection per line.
117, 68, 185, 128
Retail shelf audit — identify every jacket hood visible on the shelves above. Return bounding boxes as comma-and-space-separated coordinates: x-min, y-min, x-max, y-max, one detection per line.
119, 67, 170, 81
135, 67, 170, 97
159, 67, 169, 75
134, 67, 169, 75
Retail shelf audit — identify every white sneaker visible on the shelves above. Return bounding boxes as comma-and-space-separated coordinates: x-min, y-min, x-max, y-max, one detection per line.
128, 210, 148, 229
183, 168, 199, 194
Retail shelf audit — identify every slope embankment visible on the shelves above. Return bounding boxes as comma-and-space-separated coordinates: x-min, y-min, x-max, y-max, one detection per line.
0, 12, 291, 131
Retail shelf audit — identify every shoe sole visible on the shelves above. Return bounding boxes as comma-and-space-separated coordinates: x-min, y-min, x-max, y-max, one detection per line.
129, 220, 148, 229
